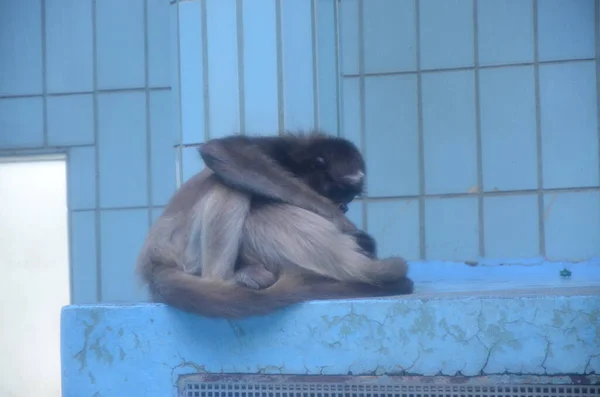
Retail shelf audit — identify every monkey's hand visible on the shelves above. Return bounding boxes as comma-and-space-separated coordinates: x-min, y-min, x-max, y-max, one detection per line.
353, 230, 377, 259
234, 264, 277, 290
336, 202, 376, 256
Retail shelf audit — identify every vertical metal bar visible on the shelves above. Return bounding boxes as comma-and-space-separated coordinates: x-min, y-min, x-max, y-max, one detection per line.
311, 0, 319, 130
275, 0, 285, 133
415, 0, 426, 259
473, 0, 485, 258
65, 156, 75, 303
532, 0, 546, 256
200, 0, 210, 141
595, 0, 600, 188
333, 0, 342, 137
143, 0, 153, 227
41, 0, 48, 148
174, 0, 183, 187
358, 0, 368, 230
236, 0, 246, 135
44, 0, 74, 302
92, 0, 103, 302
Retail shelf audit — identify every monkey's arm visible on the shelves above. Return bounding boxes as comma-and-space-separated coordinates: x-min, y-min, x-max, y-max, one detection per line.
354, 230, 377, 259
199, 136, 355, 231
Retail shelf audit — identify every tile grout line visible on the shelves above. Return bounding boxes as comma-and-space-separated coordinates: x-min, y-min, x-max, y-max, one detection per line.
92, 0, 103, 303
473, 0, 485, 258
74, 205, 167, 212
67, 185, 600, 213
415, 0, 426, 259
362, 186, 600, 201
0, 60, 593, 101
0, 149, 70, 158
78, 205, 168, 213
339, 57, 596, 78
357, 0, 368, 231
275, 0, 285, 133
144, 0, 153, 228
235, 0, 245, 135
532, 0, 546, 257
200, 0, 210, 141
311, 0, 320, 130
0, 86, 171, 100
0, 58, 590, 100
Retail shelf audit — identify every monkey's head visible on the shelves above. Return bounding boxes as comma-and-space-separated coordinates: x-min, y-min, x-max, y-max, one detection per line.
286, 135, 366, 210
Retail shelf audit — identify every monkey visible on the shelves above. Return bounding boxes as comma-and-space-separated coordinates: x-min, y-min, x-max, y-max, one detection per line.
200, 132, 382, 286
199, 132, 379, 287
137, 132, 413, 314
136, 132, 413, 319
144, 132, 376, 289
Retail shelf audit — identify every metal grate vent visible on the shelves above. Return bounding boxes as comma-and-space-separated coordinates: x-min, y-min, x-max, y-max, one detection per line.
179, 375, 600, 397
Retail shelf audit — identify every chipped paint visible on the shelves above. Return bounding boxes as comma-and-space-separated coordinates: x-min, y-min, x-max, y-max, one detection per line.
61, 292, 600, 397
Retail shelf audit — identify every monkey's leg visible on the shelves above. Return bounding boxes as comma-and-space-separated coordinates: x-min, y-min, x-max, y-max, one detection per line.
240, 204, 408, 285
233, 257, 277, 290
186, 181, 277, 289
184, 182, 251, 281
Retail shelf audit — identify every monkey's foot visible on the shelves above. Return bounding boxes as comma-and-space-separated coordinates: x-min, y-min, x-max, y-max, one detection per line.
234, 265, 277, 290
386, 276, 414, 295
356, 276, 414, 297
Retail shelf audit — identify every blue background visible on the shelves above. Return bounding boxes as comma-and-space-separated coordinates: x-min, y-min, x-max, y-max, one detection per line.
0, 0, 598, 305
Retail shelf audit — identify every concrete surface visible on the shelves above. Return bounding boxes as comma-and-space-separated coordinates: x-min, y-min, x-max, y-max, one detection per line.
60, 265, 600, 397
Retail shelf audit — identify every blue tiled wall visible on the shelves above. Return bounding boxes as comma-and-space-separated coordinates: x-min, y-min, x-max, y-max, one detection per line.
0, 0, 173, 304
175, 0, 330, 142
339, 0, 599, 262
1, 0, 599, 305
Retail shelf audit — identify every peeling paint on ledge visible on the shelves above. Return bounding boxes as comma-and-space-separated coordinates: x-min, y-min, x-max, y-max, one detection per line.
61, 290, 600, 397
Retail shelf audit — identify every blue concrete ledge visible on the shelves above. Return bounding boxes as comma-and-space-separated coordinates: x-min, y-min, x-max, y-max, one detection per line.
61, 280, 600, 397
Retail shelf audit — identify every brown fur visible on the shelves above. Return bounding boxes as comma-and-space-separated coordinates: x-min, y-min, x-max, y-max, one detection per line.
136, 133, 413, 318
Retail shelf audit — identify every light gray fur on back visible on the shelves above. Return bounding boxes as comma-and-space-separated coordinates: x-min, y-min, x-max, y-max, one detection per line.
240, 204, 407, 284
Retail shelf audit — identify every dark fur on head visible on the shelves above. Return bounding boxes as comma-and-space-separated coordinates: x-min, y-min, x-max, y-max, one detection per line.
270, 131, 366, 205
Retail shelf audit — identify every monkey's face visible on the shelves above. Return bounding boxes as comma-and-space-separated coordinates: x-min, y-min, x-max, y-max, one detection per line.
299, 138, 366, 207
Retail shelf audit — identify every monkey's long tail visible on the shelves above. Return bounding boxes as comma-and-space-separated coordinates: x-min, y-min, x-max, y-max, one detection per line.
148, 267, 413, 319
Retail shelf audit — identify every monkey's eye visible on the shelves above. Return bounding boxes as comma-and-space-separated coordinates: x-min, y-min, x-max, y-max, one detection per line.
314, 156, 327, 169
